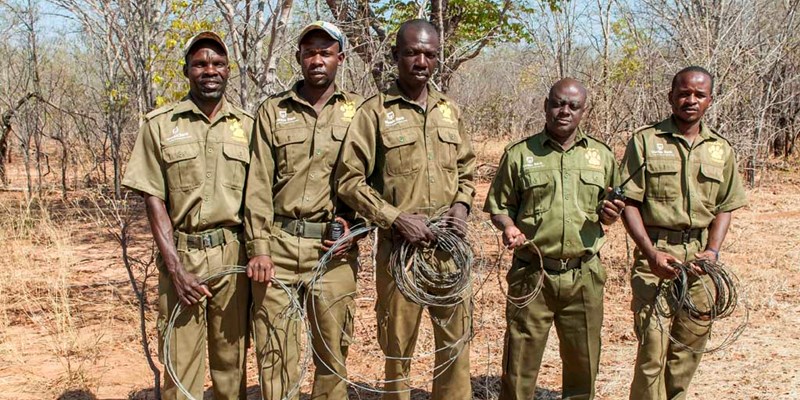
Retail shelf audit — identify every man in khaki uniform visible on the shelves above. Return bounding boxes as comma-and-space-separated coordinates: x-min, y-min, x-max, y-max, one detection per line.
621, 66, 748, 400
244, 22, 363, 400
335, 19, 476, 400
484, 78, 624, 400
122, 32, 252, 400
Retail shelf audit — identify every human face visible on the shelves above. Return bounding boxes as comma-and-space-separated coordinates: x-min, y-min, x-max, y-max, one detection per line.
184, 43, 229, 102
669, 71, 713, 124
544, 83, 586, 140
393, 28, 439, 89
297, 31, 343, 89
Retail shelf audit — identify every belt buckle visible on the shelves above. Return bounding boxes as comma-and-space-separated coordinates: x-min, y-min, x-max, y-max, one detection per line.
293, 220, 305, 237
560, 258, 569, 271
202, 234, 213, 249
681, 230, 691, 243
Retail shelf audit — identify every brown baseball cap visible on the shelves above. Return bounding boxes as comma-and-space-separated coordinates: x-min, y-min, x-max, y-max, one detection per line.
183, 31, 229, 58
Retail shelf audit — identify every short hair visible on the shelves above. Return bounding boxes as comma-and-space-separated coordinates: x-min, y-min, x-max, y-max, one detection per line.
671, 66, 714, 92
395, 19, 438, 48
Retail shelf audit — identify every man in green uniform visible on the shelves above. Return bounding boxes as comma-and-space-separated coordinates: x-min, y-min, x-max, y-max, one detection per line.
621, 66, 748, 400
484, 78, 625, 400
244, 21, 364, 400
335, 19, 476, 400
122, 32, 252, 400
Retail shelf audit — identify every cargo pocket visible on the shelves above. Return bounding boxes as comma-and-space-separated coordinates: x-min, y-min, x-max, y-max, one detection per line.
341, 301, 355, 351
222, 142, 250, 190
273, 128, 308, 175
326, 125, 348, 168
521, 171, 553, 217
645, 160, 681, 201
579, 169, 605, 213
162, 142, 202, 191
381, 130, 421, 176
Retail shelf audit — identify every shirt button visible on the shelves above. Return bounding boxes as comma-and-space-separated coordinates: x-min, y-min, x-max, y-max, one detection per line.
566, 241, 572, 246
566, 218, 571, 223
428, 154, 433, 160
416, 109, 423, 114
429, 178, 435, 183
206, 172, 212, 178
207, 148, 213, 153
692, 213, 697, 218
399, 136, 405, 143
565, 196, 569, 200
201, 219, 207, 224
304, 196, 310, 202
315, 149, 322, 155
310, 173, 316, 179
203, 197, 209, 202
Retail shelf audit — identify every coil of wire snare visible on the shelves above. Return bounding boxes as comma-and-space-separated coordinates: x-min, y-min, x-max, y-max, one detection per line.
162, 265, 310, 400
652, 258, 748, 354
389, 216, 479, 307
305, 221, 475, 394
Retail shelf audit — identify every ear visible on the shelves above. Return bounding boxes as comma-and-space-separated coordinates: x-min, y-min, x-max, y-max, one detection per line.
295, 50, 301, 65
183, 64, 188, 78
337, 51, 344, 66
543, 97, 549, 113
391, 45, 398, 63
667, 90, 674, 107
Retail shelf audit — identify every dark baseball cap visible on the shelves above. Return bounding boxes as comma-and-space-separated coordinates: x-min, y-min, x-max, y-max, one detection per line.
298, 21, 346, 52
183, 31, 229, 59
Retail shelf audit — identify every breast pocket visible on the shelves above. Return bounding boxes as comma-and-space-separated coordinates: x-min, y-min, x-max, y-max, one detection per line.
381, 130, 421, 176
326, 125, 347, 168
579, 170, 605, 213
273, 128, 308, 175
437, 127, 461, 171
646, 160, 681, 201
162, 143, 202, 191
222, 142, 250, 190
698, 163, 724, 208
521, 171, 553, 215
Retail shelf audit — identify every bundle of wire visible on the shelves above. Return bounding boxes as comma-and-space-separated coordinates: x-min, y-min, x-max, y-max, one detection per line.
388, 216, 479, 307
305, 219, 478, 394
162, 265, 310, 400
652, 258, 748, 353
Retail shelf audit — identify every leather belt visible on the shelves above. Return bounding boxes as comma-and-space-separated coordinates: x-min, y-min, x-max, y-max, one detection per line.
274, 215, 329, 239
646, 227, 704, 245
174, 226, 241, 250
516, 251, 596, 272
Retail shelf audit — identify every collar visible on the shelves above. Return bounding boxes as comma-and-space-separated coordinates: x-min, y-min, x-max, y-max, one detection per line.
539, 127, 589, 151
657, 115, 716, 143
384, 81, 442, 110
286, 80, 346, 108
173, 95, 237, 122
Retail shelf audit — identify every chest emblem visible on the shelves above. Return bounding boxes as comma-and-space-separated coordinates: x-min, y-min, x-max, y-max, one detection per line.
340, 101, 356, 122
276, 109, 299, 126
385, 110, 407, 127
707, 143, 725, 163
650, 142, 676, 157
165, 126, 190, 143
229, 119, 248, 143
439, 101, 453, 123
585, 148, 602, 168
523, 156, 544, 169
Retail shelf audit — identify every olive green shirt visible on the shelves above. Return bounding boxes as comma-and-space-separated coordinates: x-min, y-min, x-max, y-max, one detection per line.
244, 82, 364, 257
484, 129, 620, 259
335, 82, 476, 229
620, 116, 748, 229
122, 96, 254, 233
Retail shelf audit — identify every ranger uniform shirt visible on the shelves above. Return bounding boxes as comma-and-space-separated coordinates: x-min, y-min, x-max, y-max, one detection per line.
620, 116, 748, 229
244, 82, 364, 257
484, 129, 620, 259
122, 96, 254, 233
335, 82, 476, 229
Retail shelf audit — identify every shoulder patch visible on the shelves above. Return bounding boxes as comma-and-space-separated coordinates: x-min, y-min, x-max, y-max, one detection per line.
145, 103, 175, 120
708, 126, 733, 146
633, 123, 657, 135
344, 91, 366, 108
231, 106, 254, 121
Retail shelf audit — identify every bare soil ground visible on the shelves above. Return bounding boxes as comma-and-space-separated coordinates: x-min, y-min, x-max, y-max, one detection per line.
0, 149, 799, 400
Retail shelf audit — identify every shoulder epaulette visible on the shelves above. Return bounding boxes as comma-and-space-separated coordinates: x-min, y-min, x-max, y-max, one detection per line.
233, 107, 254, 120
145, 103, 176, 120
504, 136, 530, 152
633, 123, 657, 136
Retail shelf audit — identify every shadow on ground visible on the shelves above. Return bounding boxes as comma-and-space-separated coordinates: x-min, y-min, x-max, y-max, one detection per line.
56, 389, 98, 400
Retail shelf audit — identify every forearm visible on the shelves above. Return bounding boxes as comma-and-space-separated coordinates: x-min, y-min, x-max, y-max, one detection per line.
144, 194, 181, 273
705, 212, 732, 254
622, 201, 656, 260
490, 214, 516, 231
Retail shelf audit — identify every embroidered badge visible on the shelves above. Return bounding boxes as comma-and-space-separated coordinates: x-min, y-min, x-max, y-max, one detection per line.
439, 101, 453, 123
276, 108, 298, 126
229, 119, 248, 143
707, 143, 724, 163
523, 155, 544, 169
650, 142, 676, 157
165, 126, 190, 143
585, 148, 602, 168
340, 101, 356, 122
385, 110, 407, 127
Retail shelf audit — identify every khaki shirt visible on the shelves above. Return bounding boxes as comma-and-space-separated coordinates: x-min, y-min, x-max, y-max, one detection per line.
484, 129, 620, 259
620, 116, 748, 229
244, 82, 364, 257
336, 82, 476, 229
122, 96, 254, 233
